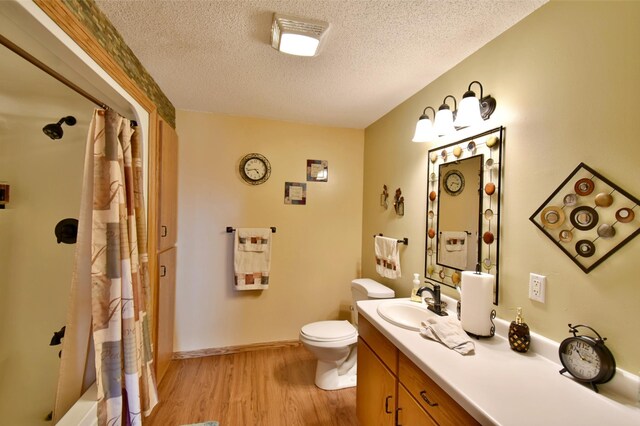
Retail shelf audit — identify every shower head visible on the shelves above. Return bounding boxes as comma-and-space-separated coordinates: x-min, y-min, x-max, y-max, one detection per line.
43, 116, 77, 140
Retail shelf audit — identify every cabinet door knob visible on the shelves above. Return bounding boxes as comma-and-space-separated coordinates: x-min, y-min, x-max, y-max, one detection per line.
420, 390, 439, 407
161, 225, 168, 237
385, 395, 393, 414
160, 265, 167, 277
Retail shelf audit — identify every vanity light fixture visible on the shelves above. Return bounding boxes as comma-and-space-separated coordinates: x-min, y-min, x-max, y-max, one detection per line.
412, 106, 437, 143
271, 13, 330, 57
434, 95, 457, 136
454, 81, 497, 128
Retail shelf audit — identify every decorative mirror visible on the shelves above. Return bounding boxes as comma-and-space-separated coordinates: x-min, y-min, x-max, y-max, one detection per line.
425, 126, 504, 304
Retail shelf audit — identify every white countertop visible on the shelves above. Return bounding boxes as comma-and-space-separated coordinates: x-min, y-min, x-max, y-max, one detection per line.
357, 297, 640, 426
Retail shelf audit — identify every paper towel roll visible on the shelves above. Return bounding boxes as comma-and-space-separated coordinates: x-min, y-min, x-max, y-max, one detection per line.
460, 271, 494, 337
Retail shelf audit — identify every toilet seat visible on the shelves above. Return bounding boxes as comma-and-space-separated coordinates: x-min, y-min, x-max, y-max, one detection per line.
300, 320, 357, 342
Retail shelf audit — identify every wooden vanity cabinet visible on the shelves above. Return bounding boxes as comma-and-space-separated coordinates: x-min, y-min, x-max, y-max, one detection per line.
357, 315, 479, 426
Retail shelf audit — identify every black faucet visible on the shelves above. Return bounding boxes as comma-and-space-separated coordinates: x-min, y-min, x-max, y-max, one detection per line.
417, 284, 448, 316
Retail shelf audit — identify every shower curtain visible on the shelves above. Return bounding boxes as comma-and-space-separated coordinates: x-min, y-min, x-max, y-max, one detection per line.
90, 108, 158, 424
53, 108, 158, 424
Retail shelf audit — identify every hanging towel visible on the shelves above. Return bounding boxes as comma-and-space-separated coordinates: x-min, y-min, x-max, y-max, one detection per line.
419, 317, 475, 355
439, 231, 468, 270
374, 235, 401, 279
234, 228, 272, 290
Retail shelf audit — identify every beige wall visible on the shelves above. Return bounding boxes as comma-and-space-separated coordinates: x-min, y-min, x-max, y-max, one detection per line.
363, 1, 640, 373
174, 110, 364, 352
0, 101, 91, 422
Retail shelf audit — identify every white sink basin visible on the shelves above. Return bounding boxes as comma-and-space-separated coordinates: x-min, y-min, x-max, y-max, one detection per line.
376, 300, 435, 331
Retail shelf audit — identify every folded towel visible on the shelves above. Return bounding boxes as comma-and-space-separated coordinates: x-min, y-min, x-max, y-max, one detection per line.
374, 235, 401, 279
419, 317, 475, 355
234, 228, 272, 290
439, 231, 468, 270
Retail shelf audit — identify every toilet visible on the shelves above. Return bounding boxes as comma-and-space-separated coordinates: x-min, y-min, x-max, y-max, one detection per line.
299, 278, 394, 390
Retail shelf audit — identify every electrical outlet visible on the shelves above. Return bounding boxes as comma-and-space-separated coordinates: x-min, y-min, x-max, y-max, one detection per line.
529, 273, 546, 303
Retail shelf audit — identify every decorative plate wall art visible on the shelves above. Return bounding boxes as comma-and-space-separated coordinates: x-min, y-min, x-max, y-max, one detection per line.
530, 163, 640, 273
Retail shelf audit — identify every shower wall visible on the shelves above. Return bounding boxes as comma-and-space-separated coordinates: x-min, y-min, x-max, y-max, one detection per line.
0, 46, 94, 424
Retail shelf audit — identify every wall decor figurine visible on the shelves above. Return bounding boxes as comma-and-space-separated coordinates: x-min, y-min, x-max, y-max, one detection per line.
380, 184, 389, 209
394, 188, 404, 216
530, 162, 640, 273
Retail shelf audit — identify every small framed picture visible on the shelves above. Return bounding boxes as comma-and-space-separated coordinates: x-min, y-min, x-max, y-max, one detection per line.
284, 182, 307, 205
307, 160, 328, 182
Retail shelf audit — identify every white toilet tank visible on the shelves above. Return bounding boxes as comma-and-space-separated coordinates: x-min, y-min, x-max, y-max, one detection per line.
350, 278, 394, 326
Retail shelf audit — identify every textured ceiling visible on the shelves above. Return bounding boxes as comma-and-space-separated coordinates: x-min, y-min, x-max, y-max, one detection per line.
95, 0, 547, 129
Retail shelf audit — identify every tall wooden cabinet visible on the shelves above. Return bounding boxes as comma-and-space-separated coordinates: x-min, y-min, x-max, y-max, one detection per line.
154, 118, 178, 383
357, 315, 479, 426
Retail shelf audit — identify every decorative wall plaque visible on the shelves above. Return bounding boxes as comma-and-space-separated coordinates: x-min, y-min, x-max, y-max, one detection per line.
306, 160, 328, 182
530, 163, 640, 273
284, 182, 307, 205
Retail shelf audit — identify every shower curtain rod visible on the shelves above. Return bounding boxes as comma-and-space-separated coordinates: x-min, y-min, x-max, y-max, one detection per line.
1, 34, 108, 110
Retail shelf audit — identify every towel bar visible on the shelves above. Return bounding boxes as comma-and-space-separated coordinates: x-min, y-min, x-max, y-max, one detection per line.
226, 226, 276, 233
373, 233, 408, 245
439, 231, 472, 235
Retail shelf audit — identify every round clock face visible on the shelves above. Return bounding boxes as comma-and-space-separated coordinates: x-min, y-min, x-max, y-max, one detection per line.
560, 339, 601, 380
239, 153, 271, 185
559, 336, 615, 384
443, 170, 465, 196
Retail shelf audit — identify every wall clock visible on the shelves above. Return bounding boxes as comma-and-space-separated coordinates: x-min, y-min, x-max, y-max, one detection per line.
239, 153, 271, 185
558, 324, 616, 393
443, 169, 465, 196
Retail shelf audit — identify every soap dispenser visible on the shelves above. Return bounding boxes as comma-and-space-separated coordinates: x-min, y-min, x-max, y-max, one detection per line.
410, 273, 422, 302
508, 307, 530, 353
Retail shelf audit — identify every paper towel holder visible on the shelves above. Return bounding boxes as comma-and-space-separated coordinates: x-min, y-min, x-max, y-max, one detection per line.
458, 308, 496, 339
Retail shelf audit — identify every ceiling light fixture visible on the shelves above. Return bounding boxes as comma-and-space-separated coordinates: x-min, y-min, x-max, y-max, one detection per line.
271, 13, 330, 57
412, 106, 436, 143
454, 81, 497, 128
434, 95, 457, 136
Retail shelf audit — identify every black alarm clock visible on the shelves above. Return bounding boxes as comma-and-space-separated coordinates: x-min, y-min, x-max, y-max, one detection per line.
558, 324, 616, 393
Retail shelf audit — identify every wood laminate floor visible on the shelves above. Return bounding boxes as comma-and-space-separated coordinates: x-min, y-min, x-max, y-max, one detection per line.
146, 345, 358, 426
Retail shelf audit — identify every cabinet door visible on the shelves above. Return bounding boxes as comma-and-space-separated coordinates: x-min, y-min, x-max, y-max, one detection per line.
158, 119, 178, 251
356, 339, 396, 426
397, 384, 438, 426
156, 247, 176, 382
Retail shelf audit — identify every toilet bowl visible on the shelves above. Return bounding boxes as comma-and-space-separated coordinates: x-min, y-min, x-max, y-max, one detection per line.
299, 278, 394, 390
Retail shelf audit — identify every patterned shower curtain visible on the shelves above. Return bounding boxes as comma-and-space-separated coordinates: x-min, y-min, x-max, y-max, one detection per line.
90, 108, 158, 425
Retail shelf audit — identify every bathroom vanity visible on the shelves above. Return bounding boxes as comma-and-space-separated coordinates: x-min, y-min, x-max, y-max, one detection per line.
357, 314, 478, 425
356, 298, 640, 426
